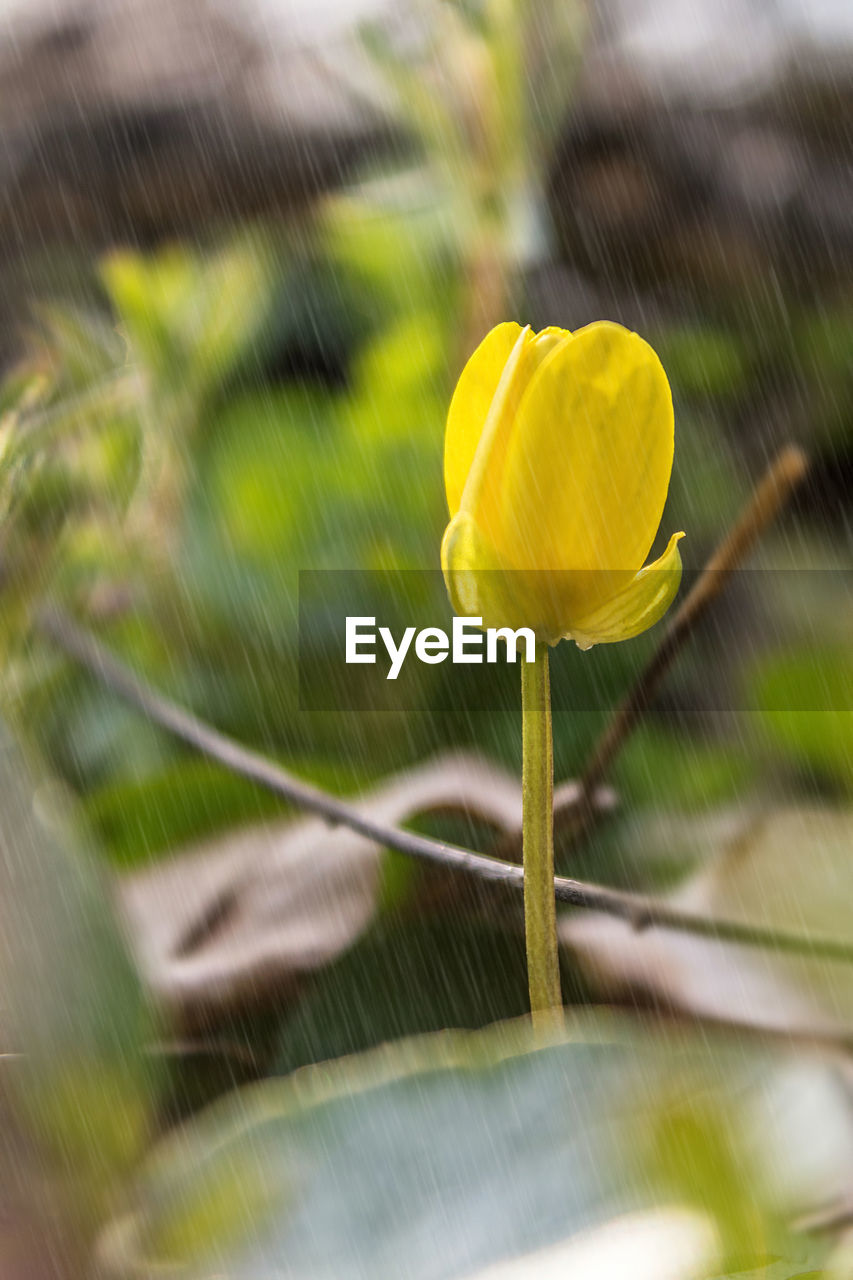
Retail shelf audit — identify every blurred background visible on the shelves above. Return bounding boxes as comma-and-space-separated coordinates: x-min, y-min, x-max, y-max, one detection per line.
0, 1, 851, 1275
1, 0, 849, 801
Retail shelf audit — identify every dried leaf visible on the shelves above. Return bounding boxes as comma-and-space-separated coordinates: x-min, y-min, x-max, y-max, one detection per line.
564, 805, 853, 1037
118, 753, 522, 1023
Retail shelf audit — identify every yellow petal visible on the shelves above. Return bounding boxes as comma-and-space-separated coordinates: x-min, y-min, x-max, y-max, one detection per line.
444, 322, 523, 517
531, 326, 571, 350
567, 531, 685, 650
444, 323, 571, 518
441, 510, 522, 631
497, 322, 674, 590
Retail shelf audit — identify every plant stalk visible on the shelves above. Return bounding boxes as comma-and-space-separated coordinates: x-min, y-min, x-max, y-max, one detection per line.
521, 641, 562, 1025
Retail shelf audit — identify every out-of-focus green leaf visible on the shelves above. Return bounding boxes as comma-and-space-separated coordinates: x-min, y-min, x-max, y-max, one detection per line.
323, 191, 458, 324
0, 721, 156, 1243
190, 290, 449, 649
87, 754, 374, 868
101, 1013, 839, 1278
795, 306, 853, 382
653, 326, 751, 400
752, 645, 853, 789
275, 917, 539, 1074
101, 242, 271, 406
615, 727, 757, 810
205, 385, 341, 565
0, 316, 146, 693
86, 757, 285, 866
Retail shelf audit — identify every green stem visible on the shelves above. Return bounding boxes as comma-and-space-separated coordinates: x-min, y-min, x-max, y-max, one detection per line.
521, 641, 563, 1025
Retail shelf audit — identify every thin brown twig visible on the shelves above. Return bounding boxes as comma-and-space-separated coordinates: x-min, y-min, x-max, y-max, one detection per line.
37, 600, 853, 966
145, 1038, 259, 1067
497, 445, 810, 860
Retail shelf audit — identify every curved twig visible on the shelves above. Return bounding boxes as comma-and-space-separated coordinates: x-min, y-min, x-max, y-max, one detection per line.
37, 603, 853, 966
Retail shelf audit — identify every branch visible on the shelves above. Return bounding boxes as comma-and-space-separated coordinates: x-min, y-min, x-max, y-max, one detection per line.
37, 603, 853, 966
497, 445, 810, 860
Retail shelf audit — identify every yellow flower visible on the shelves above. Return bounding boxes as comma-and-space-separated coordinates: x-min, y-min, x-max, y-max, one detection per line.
441, 321, 685, 648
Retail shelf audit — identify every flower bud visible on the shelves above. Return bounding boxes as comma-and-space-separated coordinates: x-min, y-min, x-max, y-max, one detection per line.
441, 321, 684, 647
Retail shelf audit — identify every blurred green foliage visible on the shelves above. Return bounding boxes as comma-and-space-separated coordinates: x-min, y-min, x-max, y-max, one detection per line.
0, 721, 158, 1269
752, 645, 852, 792
0, 209, 846, 874
102, 243, 269, 406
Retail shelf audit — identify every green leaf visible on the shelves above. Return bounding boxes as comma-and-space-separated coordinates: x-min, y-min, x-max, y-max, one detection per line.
86, 756, 286, 867
752, 645, 853, 790
275, 917, 543, 1074
615, 727, 756, 812
87, 753, 378, 868
653, 325, 750, 400
0, 721, 157, 1246
103, 1015, 839, 1278
101, 242, 270, 403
